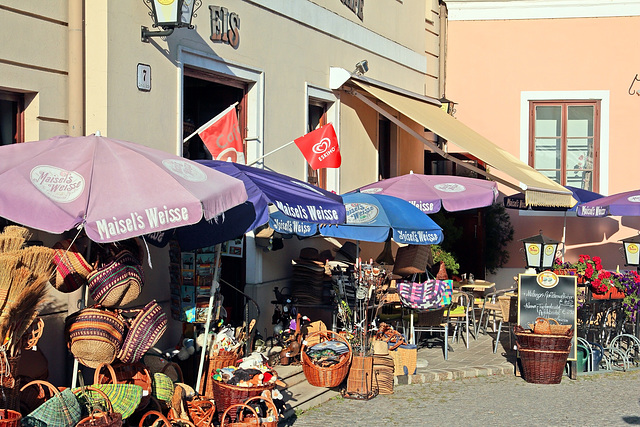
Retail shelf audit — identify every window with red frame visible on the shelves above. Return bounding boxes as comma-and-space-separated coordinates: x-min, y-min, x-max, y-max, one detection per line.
528, 100, 600, 192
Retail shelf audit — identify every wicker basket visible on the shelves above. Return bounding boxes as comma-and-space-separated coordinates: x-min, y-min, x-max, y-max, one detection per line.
518, 348, 570, 384
392, 245, 433, 277
301, 331, 352, 388
528, 318, 572, 335
220, 403, 261, 427
345, 356, 374, 396
94, 362, 152, 411
242, 396, 278, 427
514, 326, 573, 351
211, 379, 275, 423
388, 344, 417, 376
498, 294, 517, 324
199, 350, 237, 396
0, 409, 21, 427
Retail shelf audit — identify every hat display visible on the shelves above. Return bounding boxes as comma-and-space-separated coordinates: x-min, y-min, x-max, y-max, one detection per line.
334, 241, 358, 263
290, 248, 333, 305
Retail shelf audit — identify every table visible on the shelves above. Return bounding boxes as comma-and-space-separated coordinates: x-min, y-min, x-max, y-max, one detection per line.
460, 280, 496, 302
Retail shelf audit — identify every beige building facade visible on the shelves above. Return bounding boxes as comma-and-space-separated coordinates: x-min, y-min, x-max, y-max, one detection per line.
0, 0, 449, 385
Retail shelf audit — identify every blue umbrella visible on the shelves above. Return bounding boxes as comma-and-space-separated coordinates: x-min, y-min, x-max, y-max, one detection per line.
269, 210, 318, 238
146, 161, 346, 250
319, 193, 443, 245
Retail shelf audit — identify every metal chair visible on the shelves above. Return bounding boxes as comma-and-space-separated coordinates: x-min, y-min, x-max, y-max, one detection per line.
476, 287, 517, 353
446, 291, 476, 348
410, 307, 450, 360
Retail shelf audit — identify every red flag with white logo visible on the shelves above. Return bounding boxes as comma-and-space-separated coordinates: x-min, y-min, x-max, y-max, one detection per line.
293, 123, 341, 170
198, 103, 245, 164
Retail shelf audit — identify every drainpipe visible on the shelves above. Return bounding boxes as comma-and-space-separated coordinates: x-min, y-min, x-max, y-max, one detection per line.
68, 0, 84, 136
438, 0, 448, 99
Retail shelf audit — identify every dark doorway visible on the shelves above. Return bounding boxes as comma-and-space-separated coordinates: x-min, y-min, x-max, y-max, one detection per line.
182, 70, 247, 324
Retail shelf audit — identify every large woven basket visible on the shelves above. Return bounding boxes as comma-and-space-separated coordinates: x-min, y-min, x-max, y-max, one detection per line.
199, 350, 237, 396
514, 326, 573, 351
211, 379, 275, 423
518, 348, 570, 384
345, 355, 374, 396
301, 331, 352, 388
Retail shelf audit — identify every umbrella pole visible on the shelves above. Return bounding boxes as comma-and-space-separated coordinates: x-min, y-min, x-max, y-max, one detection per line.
71, 239, 91, 389
562, 212, 567, 261
195, 243, 222, 394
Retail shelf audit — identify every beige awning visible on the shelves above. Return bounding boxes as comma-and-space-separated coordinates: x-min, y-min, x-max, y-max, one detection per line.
351, 81, 575, 208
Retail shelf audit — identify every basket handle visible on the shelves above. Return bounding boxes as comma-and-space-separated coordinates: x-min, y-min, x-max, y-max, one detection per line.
72, 385, 114, 412
19, 379, 60, 396
220, 403, 261, 426
547, 318, 560, 326
93, 362, 119, 385
161, 361, 184, 383
243, 395, 279, 421
138, 410, 171, 427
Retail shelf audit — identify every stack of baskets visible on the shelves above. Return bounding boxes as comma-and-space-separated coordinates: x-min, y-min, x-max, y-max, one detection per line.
515, 318, 573, 384
371, 340, 394, 395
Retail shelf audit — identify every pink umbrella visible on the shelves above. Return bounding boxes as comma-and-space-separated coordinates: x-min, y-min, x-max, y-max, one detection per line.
357, 172, 498, 213
0, 134, 248, 243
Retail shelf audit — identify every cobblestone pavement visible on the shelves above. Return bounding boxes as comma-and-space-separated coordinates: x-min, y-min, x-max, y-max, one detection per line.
287, 370, 640, 426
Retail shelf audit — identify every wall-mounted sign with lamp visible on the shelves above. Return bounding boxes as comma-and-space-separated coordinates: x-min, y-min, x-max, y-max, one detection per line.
621, 234, 640, 269
141, 0, 202, 42
519, 231, 561, 271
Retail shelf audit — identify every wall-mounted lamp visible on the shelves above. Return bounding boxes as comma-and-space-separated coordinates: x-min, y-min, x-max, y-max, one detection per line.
142, 0, 202, 42
520, 231, 560, 271
354, 60, 369, 76
439, 96, 457, 116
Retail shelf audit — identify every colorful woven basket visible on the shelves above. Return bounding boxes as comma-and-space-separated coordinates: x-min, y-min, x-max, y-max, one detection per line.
20, 380, 82, 427
117, 300, 167, 364
88, 250, 144, 308
65, 307, 125, 369
53, 240, 94, 293
94, 363, 152, 412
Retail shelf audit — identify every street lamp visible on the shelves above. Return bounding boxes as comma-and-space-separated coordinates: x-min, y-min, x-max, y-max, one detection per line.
142, 0, 202, 42
620, 234, 640, 268
520, 231, 560, 271
439, 96, 457, 116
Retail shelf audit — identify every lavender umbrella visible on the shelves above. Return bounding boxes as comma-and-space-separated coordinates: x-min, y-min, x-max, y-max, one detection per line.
577, 189, 640, 217
0, 134, 248, 243
357, 172, 498, 213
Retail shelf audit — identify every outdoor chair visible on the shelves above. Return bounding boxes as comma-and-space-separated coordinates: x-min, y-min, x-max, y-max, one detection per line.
446, 291, 476, 348
476, 287, 517, 353
409, 307, 450, 360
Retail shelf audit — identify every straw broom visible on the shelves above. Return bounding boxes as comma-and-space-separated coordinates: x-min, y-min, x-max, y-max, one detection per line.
0, 254, 20, 312
0, 236, 24, 253
1, 225, 31, 241
0, 273, 48, 357
15, 246, 56, 278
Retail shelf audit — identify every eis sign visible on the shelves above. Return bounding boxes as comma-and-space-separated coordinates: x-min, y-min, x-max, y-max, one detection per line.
209, 6, 240, 48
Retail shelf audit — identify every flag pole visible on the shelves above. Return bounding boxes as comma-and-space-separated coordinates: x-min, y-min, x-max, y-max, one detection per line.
183, 102, 239, 143
247, 140, 295, 166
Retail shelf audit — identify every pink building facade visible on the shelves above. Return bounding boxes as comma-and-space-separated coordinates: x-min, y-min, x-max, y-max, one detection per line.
446, 0, 640, 285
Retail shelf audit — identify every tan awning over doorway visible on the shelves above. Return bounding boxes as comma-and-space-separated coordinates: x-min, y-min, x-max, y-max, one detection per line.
350, 81, 575, 208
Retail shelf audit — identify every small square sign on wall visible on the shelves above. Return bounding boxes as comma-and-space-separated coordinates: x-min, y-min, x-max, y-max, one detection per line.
137, 63, 151, 91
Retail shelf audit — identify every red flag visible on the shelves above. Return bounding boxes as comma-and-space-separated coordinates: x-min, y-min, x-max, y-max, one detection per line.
198, 104, 245, 164
293, 123, 341, 170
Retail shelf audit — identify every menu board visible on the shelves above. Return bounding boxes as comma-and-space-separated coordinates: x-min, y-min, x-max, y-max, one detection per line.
518, 272, 577, 360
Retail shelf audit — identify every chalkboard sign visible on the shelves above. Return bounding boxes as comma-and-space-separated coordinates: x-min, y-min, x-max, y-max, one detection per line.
518, 272, 577, 360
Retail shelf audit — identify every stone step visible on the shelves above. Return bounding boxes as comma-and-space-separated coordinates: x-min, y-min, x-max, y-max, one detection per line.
280, 379, 339, 419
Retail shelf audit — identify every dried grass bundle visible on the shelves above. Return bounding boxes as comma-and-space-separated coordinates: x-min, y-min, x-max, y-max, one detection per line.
0, 236, 24, 253
2, 225, 32, 241
0, 254, 20, 310
0, 274, 48, 357
17, 246, 55, 278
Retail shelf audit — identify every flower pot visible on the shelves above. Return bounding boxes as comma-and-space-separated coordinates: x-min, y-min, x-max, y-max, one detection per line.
592, 287, 625, 300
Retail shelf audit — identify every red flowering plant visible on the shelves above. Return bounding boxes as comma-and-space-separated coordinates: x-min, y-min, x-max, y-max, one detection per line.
574, 254, 609, 293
